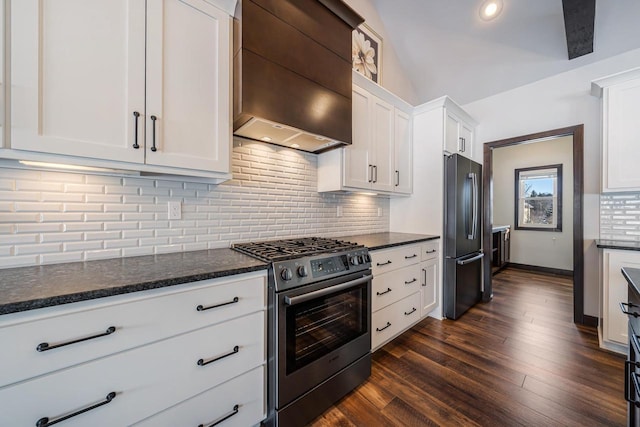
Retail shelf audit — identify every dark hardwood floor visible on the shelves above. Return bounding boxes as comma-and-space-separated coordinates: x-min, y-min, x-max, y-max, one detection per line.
310, 267, 627, 426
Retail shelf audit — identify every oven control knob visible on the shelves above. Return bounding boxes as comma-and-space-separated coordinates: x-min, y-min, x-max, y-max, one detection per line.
350, 256, 359, 266
358, 255, 365, 264
297, 266, 308, 277
281, 268, 293, 281
364, 254, 371, 263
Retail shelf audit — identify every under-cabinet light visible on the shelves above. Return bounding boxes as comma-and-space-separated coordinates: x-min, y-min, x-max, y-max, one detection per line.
18, 160, 137, 175
290, 144, 300, 149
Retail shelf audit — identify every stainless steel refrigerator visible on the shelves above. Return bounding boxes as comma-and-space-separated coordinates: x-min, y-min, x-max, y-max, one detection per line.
444, 154, 483, 320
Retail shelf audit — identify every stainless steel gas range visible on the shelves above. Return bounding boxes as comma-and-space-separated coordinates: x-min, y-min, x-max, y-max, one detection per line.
233, 237, 372, 427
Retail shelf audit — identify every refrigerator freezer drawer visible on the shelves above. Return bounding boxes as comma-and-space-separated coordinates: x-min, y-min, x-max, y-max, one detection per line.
444, 252, 483, 320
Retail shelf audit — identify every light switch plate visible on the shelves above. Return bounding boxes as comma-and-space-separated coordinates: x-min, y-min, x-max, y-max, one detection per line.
168, 202, 182, 220
337, 206, 343, 217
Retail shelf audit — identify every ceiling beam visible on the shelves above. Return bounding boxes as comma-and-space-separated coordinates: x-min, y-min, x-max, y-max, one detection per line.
562, 0, 596, 60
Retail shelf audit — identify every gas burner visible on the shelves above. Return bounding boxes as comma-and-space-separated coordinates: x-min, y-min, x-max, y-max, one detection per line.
232, 237, 361, 262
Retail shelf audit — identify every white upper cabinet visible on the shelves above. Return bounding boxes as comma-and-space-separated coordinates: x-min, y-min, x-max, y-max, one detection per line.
319, 71, 412, 196
344, 85, 373, 189
145, 0, 229, 172
394, 110, 412, 194
9, 0, 232, 179
444, 109, 474, 159
11, 0, 146, 163
592, 69, 640, 192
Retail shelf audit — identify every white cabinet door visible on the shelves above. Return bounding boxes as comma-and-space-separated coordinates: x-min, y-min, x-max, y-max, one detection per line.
459, 120, 474, 159
604, 250, 640, 347
145, 0, 230, 172
11, 0, 145, 163
344, 85, 372, 189
603, 79, 640, 191
420, 258, 438, 317
444, 110, 473, 159
394, 109, 412, 194
371, 96, 395, 192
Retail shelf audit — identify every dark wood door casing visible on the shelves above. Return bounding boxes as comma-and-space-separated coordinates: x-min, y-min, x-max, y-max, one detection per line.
482, 125, 585, 324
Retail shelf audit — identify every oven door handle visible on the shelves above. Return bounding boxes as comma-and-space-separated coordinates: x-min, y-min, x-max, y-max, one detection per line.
284, 275, 373, 306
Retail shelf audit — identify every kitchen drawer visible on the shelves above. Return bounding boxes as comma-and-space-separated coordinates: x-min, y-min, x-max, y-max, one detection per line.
0, 272, 266, 388
372, 264, 421, 311
371, 244, 421, 275
134, 366, 265, 427
372, 291, 421, 351
421, 240, 439, 261
0, 311, 265, 426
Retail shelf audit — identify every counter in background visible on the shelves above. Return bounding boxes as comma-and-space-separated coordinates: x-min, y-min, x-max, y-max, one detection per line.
345, 232, 440, 251
492, 226, 511, 275
597, 239, 640, 252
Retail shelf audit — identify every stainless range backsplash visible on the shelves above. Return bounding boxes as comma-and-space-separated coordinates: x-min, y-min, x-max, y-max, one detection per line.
0, 140, 389, 268
600, 192, 640, 241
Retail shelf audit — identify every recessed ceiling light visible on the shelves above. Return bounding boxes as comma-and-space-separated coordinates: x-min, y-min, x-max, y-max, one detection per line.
261, 136, 272, 142
479, 0, 503, 21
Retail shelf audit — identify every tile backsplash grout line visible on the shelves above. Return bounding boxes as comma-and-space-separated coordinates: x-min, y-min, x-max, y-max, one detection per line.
0, 141, 389, 268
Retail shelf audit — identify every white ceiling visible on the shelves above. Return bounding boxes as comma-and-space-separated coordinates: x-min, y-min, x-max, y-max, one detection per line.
371, 0, 640, 105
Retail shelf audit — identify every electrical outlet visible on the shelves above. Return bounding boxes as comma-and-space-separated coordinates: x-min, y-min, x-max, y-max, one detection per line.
168, 202, 182, 220
377, 207, 382, 217
337, 206, 343, 217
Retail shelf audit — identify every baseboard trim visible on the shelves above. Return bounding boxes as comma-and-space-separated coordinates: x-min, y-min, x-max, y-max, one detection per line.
582, 315, 598, 327
507, 263, 573, 277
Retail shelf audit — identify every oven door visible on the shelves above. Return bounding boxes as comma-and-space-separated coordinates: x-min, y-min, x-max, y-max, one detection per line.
275, 270, 372, 409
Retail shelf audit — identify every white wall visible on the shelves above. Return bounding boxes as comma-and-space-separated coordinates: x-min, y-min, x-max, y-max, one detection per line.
344, 0, 417, 104
492, 136, 573, 271
463, 47, 640, 317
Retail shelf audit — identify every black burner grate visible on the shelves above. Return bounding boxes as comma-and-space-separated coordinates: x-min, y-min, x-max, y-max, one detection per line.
232, 237, 361, 262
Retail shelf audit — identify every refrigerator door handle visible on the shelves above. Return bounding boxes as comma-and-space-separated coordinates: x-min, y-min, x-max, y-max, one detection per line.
456, 252, 484, 266
467, 172, 478, 240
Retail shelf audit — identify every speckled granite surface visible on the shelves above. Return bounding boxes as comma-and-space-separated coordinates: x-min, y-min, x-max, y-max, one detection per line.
344, 232, 440, 251
0, 249, 267, 315
596, 239, 640, 251
623, 267, 640, 297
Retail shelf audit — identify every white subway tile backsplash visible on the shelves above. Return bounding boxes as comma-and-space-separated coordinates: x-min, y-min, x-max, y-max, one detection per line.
15, 243, 62, 255
601, 193, 640, 241
0, 141, 389, 267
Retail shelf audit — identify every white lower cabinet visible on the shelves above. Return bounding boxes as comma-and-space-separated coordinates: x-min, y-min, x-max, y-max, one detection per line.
420, 257, 438, 317
602, 249, 640, 352
0, 271, 267, 426
134, 366, 265, 427
370, 241, 440, 351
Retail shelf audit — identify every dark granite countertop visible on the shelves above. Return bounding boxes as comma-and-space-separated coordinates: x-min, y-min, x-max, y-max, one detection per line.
344, 232, 440, 251
623, 267, 640, 297
492, 225, 510, 233
596, 239, 640, 251
0, 249, 268, 316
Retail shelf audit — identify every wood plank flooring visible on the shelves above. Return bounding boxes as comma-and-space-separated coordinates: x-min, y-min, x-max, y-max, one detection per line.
310, 267, 627, 426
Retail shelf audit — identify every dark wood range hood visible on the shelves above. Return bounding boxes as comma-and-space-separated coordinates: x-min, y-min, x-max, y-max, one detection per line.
233, 0, 364, 153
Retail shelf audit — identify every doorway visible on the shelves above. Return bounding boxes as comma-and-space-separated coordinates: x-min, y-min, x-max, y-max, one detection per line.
482, 125, 585, 324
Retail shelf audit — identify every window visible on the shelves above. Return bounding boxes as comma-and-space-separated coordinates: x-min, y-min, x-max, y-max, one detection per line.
515, 164, 562, 231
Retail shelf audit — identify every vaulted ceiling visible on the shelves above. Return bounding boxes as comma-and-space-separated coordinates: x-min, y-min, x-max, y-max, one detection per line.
371, 0, 640, 105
